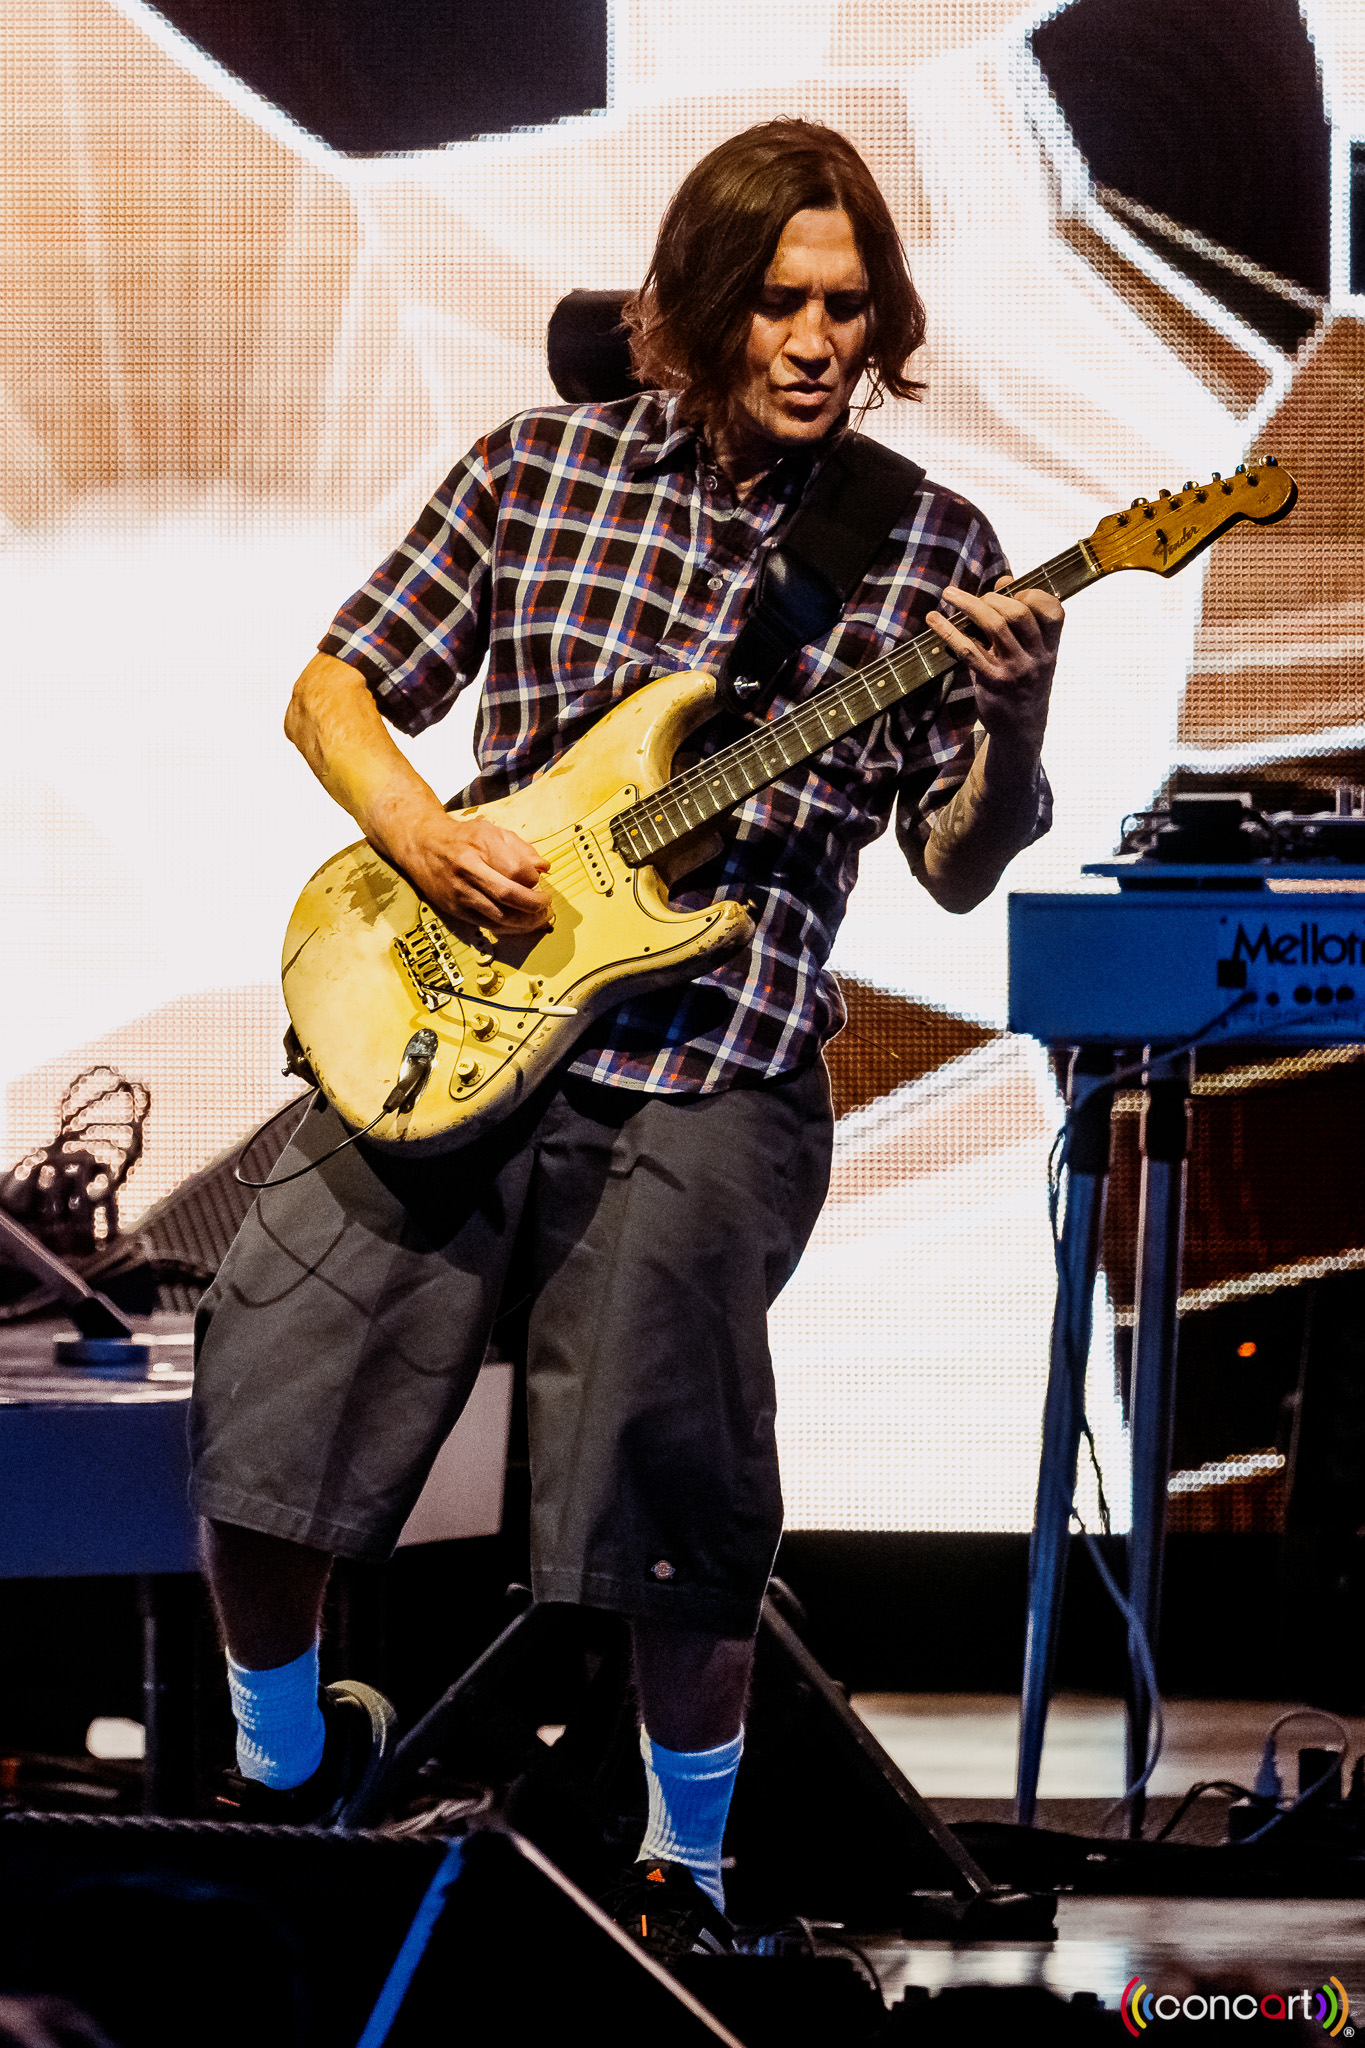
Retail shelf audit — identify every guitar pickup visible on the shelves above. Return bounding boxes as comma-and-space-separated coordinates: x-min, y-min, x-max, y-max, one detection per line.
571, 822, 614, 895
393, 910, 464, 1010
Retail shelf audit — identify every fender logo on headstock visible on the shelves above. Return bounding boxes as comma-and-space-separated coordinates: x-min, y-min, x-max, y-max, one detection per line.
1155, 522, 1202, 566
1087, 458, 1297, 579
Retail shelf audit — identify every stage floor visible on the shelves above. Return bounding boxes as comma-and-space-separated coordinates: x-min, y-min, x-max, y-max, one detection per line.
4, 1688, 1362, 2031
859, 1895, 1365, 2013
855, 1688, 1365, 1812
843, 1693, 1365, 2016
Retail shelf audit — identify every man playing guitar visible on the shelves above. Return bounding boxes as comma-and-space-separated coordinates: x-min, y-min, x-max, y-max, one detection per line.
189, 117, 1062, 1959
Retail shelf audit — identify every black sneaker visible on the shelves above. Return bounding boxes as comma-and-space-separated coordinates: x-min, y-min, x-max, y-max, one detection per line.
214, 1680, 396, 1828
596, 1858, 734, 1964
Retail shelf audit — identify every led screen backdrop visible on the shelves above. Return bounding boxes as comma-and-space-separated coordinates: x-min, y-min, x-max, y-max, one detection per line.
2, 0, 1362, 1531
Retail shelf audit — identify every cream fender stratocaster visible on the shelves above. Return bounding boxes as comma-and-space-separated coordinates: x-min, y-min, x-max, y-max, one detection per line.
281, 460, 1297, 1154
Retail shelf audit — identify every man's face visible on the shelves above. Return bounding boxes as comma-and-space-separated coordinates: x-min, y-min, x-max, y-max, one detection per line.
724, 206, 869, 475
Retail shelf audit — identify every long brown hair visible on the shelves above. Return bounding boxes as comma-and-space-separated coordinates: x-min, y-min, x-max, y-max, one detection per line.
624, 119, 926, 433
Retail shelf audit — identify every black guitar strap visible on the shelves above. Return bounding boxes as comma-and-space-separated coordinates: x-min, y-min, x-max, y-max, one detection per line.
720, 432, 926, 714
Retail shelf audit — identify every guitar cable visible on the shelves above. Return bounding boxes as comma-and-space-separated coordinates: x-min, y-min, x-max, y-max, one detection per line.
234, 1092, 379, 1190
235, 1032, 441, 1191
465, 992, 577, 1018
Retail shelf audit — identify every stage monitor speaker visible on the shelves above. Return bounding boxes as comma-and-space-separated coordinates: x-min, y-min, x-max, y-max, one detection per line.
0, 1812, 738, 2048
369, 1826, 741, 2047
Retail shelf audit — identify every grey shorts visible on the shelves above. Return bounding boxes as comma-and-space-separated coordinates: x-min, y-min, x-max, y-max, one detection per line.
188, 1062, 833, 1637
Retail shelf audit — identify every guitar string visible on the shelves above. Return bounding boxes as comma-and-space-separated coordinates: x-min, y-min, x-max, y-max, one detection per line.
610, 475, 1273, 853
450, 536, 1093, 922
479, 518, 1177, 875
449, 484, 1269, 931
341, 487, 1280, 1116
652, 542, 1089, 815
612, 539, 1096, 852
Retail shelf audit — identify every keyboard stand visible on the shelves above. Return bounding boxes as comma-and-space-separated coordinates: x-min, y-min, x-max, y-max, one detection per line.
1015, 1045, 1193, 1839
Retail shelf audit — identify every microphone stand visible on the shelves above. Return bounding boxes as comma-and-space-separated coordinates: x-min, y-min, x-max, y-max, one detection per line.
0, 1205, 150, 1369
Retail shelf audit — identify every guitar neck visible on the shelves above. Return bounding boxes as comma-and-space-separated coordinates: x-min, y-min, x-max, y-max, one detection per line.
610, 540, 1102, 866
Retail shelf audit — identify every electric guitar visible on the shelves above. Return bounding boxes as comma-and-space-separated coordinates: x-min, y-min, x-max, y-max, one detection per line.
280, 460, 1297, 1154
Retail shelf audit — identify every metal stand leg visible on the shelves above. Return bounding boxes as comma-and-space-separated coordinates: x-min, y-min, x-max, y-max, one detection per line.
375, 1594, 556, 1821
759, 1590, 998, 1908
139, 1574, 200, 1817
1016, 1048, 1116, 1827
1123, 1048, 1193, 1836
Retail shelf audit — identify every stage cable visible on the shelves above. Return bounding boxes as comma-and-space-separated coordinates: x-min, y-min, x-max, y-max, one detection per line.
1229, 1706, 1350, 1847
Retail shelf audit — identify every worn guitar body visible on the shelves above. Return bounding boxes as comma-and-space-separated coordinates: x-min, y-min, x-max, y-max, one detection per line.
281, 669, 754, 1153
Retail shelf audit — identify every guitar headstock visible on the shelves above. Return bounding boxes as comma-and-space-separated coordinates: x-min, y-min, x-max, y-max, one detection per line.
1086, 458, 1297, 579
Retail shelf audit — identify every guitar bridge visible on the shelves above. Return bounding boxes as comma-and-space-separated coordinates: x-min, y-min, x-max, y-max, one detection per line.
393, 909, 464, 1011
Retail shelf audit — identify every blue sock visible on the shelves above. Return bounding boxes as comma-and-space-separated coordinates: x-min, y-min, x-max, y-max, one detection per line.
637, 1725, 744, 1913
226, 1641, 326, 1790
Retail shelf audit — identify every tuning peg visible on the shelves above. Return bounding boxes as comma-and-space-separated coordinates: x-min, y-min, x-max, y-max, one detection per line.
1211, 471, 1222, 480
1159, 487, 1171, 498
1182, 480, 1196, 490
1264, 454, 1279, 466
1235, 462, 1247, 473
1131, 496, 1148, 508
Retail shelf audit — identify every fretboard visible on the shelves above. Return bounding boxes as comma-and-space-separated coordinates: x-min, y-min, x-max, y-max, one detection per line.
610, 542, 1101, 866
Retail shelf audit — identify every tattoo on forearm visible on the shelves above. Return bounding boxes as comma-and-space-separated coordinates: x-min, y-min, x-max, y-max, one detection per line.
929, 777, 978, 863
924, 741, 1041, 901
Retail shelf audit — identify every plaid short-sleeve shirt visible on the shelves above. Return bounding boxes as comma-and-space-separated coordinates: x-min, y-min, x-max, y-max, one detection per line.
320, 391, 1013, 1095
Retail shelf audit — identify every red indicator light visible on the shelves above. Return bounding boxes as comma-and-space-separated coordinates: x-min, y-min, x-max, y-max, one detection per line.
1237, 1341, 1257, 1358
